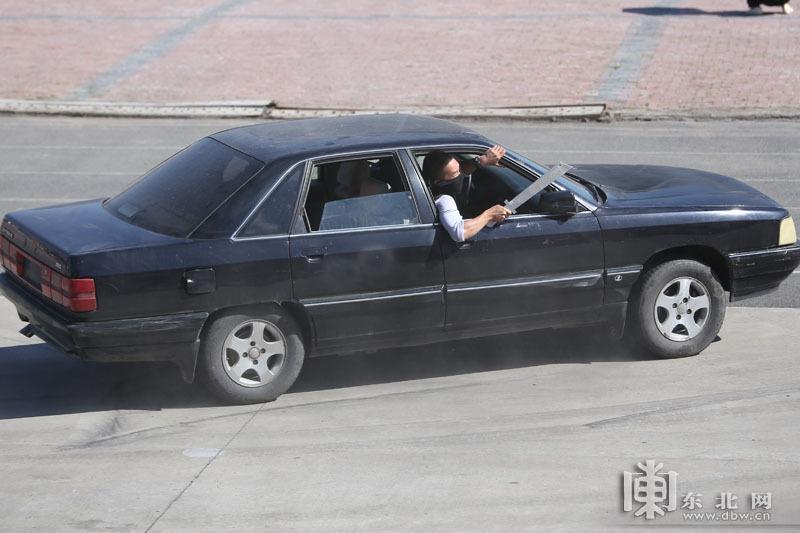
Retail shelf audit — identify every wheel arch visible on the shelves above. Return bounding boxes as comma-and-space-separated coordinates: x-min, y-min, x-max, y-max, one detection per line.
200, 301, 315, 352
625, 245, 731, 331
640, 245, 730, 292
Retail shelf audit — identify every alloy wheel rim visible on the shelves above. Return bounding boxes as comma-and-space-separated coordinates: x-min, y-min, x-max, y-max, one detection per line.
653, 276, 711, 342
221, 320, 286, 387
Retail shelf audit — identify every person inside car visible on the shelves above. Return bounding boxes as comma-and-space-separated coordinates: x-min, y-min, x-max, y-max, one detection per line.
422, 146, 511, 242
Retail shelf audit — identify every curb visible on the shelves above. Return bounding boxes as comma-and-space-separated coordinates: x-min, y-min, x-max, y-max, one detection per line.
267, 104, 607, 120
0, 99, 272, 118
0, 99, 607, 121
5, 100, 796, 121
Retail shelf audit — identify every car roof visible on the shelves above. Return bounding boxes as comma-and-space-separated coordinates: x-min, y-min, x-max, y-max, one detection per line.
210, 114, 491, 163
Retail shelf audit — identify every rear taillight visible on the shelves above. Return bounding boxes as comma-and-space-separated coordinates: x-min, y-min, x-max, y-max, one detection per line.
0, 235, 10, 270
41, 268, 96, 312
0, 235, 22, 275
2, 235, 96, 312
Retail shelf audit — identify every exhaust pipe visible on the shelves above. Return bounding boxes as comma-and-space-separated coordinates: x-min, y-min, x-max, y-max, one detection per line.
19, 324, 35, 338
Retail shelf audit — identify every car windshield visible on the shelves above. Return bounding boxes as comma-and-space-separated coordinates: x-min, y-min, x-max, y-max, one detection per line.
104, 138, 264, 238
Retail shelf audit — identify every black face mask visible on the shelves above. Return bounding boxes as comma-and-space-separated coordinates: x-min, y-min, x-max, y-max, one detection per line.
432, 174, 471, 212
433, 173, 469, 200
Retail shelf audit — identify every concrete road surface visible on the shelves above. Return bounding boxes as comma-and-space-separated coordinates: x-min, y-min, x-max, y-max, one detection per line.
1, 297, 799, 531
1, 117, 799, 531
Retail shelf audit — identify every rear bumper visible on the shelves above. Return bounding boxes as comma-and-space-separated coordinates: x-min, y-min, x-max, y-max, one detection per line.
0, 271, 207, 380
726, 244, 800, 301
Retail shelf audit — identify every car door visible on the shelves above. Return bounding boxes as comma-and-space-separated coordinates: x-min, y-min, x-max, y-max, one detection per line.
288, 151, 445, 351
408, 148, 605, 330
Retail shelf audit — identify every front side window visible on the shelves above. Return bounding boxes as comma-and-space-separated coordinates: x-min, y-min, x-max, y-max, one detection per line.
414, 149, 581, 217
300, 155, 420, 232
105, 138, 264, 238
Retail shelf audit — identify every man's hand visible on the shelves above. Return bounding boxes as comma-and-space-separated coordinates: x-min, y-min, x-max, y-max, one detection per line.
460, 145, 506, 175
485, 204, 511, 222
461, 204, 512, 240
479, 145, 506, 167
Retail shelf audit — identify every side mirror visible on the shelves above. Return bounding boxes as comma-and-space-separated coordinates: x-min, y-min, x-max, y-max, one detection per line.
540, 190, 577, 214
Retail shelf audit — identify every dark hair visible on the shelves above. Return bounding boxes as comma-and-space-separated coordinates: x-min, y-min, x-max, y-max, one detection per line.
422, 150, 455, 184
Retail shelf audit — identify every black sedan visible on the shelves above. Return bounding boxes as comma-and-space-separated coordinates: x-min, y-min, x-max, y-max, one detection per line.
1, 115, 798, 404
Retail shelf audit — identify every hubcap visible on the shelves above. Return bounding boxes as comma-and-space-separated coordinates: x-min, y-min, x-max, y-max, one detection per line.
222, 320, 286, 388
653, 276, 711, 342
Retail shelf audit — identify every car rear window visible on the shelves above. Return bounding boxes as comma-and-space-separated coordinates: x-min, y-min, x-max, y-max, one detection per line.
104, 138, 264, 238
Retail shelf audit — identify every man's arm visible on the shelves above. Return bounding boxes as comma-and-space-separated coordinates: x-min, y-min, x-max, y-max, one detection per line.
436, 195, 510, 242
462, 205, 511, 240
459, 145, 506, 175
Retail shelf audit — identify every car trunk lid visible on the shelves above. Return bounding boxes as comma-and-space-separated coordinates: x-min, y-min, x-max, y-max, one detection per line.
1, 200, 181, 310
3, 199, 181, 267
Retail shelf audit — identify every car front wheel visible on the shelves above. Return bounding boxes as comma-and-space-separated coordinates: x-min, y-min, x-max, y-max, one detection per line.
629, 259, 726, 358
200, 307, 305, 404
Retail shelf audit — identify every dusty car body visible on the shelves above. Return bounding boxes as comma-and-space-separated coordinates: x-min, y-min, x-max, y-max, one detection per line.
1, 115, 798, 403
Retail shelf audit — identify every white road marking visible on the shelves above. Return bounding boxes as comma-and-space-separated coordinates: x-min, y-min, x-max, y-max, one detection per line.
0, 170, 137, 175
0, 197, 85, 203
0, 145, 180, 150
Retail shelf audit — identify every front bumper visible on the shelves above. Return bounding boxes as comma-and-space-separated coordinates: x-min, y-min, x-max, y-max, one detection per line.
726, 243, 800, 301
0, 271, 207, 381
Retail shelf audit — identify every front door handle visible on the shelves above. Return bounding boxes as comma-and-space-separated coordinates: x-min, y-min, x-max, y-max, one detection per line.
456, 241, 473, 250
301, 248, 326, 264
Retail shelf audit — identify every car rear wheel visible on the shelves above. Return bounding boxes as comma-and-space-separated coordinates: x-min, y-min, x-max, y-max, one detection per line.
200, 307, 305, 404
629, 259, 726, 358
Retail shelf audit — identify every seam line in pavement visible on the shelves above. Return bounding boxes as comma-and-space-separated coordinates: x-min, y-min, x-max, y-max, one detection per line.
68, 0, 253, 100
143, 402, 266, 533
1, 13, 628, 22
590, 0, 683, 103
219, 13, 624, 21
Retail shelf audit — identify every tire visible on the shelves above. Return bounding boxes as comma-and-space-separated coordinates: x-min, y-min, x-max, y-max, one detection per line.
199, 306, 305, 404
628, 259, 726, 359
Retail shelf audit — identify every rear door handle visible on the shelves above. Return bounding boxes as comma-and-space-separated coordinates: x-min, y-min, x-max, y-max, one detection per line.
301, 248, 326, 264
456, 241, 473, 250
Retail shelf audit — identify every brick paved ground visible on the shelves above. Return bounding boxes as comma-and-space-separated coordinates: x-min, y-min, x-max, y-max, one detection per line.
1, 0, 799, 113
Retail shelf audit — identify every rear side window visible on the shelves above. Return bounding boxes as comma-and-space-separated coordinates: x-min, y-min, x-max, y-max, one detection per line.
300, 155, 420, 232
105, 138, 263, 238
